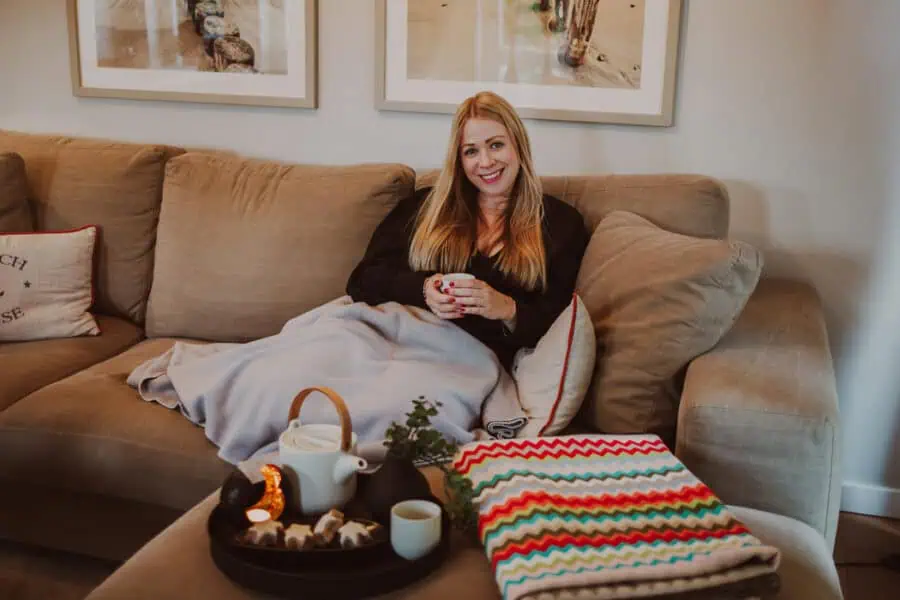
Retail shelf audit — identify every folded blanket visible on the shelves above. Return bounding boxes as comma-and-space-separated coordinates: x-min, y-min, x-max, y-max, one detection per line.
127, 296, 518, 464
452, 434, 781, 600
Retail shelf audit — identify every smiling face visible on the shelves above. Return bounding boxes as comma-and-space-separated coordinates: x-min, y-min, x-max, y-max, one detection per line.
459, 117, 520, 201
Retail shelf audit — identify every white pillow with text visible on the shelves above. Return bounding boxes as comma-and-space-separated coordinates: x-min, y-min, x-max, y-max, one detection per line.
0, 226, 100, 341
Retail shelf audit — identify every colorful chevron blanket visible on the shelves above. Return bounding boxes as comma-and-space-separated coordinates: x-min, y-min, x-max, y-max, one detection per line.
452, 434, 782, 600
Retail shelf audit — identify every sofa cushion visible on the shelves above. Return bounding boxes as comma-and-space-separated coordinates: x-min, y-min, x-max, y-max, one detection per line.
0, 225, 100, 342
676, 278, 841, 549
145, 153, 416, 341
82, 497, 842, 600
0, 129, 185, 325
0, 338, 232, 511
575, 211, 763, 443
0, 152, 32, 232
729, 506, 843, 600
481, 295, 595, 438
0, 314, 143, 411
417, 172, 730, 240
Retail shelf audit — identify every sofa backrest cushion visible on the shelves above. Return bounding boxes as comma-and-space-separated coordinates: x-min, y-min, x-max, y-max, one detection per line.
416, 172, 730, 240
0, 130, 184, 325
574, 210, 763, 443
0, 152, 33, 232
145, 153, 416, 342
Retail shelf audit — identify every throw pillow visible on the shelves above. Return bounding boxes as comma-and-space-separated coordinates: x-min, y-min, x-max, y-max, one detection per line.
0, 225, 101, 341
0, 152, 33, 233
575, 210, 763, 443
481, 294, 595, 438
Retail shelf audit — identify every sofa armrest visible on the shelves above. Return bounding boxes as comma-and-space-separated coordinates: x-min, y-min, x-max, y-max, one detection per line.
675, 278, 841, 550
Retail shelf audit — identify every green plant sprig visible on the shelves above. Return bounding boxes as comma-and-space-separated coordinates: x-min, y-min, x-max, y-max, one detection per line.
383, 397, 478, 535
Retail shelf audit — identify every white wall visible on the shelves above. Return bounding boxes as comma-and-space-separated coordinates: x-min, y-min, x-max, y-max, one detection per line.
1, 0, 898, 516
834, 0, 900, 517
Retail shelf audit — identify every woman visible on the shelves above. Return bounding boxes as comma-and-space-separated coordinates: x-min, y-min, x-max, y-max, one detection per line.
346, 91, 589, 371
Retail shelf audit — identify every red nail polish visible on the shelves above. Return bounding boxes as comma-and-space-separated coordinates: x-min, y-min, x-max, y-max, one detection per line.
450, 282, 455, 287
450, 298, 455, 303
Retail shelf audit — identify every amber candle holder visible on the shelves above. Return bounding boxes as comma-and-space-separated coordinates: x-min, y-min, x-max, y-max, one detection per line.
245, 464, 286, 523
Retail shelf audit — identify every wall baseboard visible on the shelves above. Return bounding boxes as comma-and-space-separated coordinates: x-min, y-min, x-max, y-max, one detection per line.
841, 481, 900, 518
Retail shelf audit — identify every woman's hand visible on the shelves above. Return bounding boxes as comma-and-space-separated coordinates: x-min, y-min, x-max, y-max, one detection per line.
423, 274, 463, 320
447, 278, 516, 321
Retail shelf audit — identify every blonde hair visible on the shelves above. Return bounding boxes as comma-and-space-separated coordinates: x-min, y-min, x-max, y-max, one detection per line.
409, 91, 547, 291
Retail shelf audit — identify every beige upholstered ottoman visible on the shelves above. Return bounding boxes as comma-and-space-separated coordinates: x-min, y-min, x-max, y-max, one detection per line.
85, 490, 843, 600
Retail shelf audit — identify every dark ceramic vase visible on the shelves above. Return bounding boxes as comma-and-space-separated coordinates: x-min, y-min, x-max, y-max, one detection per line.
362, 454, 433, 526
218, 469, 261, 527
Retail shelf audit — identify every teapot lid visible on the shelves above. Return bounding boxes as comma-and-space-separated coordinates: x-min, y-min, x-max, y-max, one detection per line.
282, 423, 344, 451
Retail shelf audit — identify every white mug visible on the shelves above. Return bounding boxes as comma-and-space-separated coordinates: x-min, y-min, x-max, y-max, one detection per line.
440, 273, 475, 294
390, 499, 442, 561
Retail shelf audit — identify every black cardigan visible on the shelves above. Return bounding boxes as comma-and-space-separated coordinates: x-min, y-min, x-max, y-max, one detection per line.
346, 187, 590, 370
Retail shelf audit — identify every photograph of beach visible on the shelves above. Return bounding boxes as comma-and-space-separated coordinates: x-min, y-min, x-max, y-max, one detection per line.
406, 0, 645, 90
93, 0, 288, 75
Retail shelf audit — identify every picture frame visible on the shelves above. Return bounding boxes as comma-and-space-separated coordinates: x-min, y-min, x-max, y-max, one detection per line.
375, 0, 683, 126
66, 0, 318, 108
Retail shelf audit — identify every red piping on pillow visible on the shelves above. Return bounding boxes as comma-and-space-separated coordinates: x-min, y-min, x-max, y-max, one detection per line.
537, 292, 578, 436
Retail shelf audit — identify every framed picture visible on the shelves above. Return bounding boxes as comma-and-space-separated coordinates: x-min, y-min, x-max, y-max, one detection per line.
67, 0, 318, 108
375, 0, 682, 126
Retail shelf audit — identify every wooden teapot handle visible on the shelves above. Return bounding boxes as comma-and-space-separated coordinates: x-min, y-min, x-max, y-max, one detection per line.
287, 387, 353, 452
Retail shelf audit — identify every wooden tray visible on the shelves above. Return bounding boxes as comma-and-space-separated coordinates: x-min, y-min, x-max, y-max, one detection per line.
208, 477, 452, 599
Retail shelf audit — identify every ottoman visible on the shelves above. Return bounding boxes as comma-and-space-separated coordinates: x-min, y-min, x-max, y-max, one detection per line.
85, 488, 844, 600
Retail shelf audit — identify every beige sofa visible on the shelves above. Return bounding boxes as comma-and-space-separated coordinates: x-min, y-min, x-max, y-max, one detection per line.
0, 130, 842, 597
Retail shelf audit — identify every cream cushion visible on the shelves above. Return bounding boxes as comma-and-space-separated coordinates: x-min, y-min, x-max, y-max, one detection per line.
0, 225, 100, 342
575, 211, 763, 442
513, 294, 595, 437
481, 295, 595, 438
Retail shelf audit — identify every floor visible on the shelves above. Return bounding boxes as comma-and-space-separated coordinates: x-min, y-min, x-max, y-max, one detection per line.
834, 511, 900, 599
0, 540, 117, 600
0, 511, 898, 599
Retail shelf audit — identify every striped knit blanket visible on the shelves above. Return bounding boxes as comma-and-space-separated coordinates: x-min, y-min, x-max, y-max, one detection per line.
452, 434, 782, 600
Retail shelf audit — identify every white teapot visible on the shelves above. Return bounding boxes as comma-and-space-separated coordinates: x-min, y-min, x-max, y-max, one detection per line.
278, 387, 368, 516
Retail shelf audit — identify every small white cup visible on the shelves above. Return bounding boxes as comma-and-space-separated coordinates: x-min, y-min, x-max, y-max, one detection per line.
390, 499, 442, 561
440, 273, 475, 294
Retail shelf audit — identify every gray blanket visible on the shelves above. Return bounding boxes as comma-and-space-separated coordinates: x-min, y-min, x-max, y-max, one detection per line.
127, 297, 516, 465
